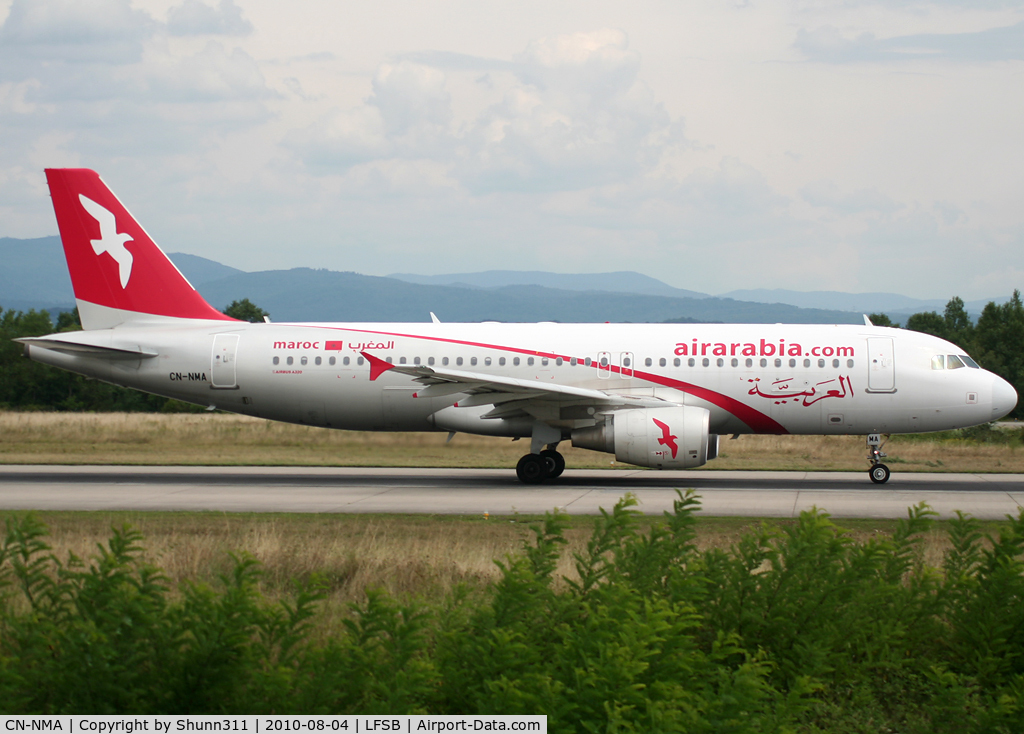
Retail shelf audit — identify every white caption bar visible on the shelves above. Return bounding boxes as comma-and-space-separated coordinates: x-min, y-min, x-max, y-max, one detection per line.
0, 717, 546, 734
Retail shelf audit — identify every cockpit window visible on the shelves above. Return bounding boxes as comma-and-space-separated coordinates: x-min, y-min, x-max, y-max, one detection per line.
932, 354, 981, 370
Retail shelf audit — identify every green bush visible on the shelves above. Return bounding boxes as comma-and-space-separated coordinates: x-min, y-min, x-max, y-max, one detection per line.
3, 494, 1024, 732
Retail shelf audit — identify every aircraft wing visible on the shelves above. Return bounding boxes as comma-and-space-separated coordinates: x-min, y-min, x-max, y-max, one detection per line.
361, 350, 676, 420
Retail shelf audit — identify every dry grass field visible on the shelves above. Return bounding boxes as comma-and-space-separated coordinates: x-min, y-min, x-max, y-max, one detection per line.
2, 410, 1023, 472
2, 508, 986, 625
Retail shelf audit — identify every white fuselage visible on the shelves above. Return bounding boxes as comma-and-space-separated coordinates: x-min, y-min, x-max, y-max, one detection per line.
25, 320, 1012, 437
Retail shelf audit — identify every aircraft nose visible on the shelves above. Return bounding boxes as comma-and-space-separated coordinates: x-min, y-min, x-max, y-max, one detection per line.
992, 374, 1018, 421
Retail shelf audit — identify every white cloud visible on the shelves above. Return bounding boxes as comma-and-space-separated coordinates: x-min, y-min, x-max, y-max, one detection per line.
0, 0, 155, 66
148, 42, 274, 103
290, 29, 685, 198
167, 0, 253, 37
800, 180, 903, 215
371, 61, 452, 135
795, 20, 1024, 63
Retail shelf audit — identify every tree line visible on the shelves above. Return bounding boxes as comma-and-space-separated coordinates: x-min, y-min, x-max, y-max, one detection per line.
1, 294, 1021, 418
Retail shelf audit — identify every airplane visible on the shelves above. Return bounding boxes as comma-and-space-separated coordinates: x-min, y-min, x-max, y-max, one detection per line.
16, 168, 1018, 484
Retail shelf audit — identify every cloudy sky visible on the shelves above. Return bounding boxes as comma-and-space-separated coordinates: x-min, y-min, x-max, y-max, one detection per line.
2, 0, 1022, 300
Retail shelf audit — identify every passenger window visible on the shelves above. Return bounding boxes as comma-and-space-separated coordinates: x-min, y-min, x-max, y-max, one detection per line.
600, 356, 608, 367
931, 355, 945, 370
287, 356, 293, 366
315, 356, 322, 366
745, 358, 752, 367
529, 357, 535, 366
702, 358, 710, 367
760, 358, 767, 368
273, 356, 279, 365
570, 357, 576, 366
414, 357, 421, 365
428, 357, 435, 366
817, 359, 825, 368
645, 357, 653, 367
499, 357, 506, 366
730, 358, 738, 367
673, 358, 680, 367
357, 357, 364, 366
484, 357, 491, 366
457, 357, 464, 366
385, 357, 393, 364
399, 357, 407, 364
688, 358, 695, 367
947, 355, 965, 369
584, 357, 591, 367
301, 356, 308, 366
541, 358, 549, 366
659, 357, 667, 367
774, 358, 782, 368
623, 357, 631, 367
717, 358, 725, 367
471, 357, 477, 366
847, 359, 854, 368
803, 358, 811, 368
555, 357, 563, 366
514, 357, 521, 366
789, 358, 796, 368
832, 359, 839, 368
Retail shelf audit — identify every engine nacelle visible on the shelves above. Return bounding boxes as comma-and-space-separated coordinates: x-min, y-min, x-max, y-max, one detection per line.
571, 406, 717, 469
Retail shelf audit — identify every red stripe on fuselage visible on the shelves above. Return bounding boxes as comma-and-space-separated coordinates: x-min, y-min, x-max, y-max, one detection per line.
304, 325, 788, 434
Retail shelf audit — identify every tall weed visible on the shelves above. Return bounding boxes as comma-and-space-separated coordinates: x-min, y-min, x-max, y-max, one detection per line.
3, 494, 1024, 732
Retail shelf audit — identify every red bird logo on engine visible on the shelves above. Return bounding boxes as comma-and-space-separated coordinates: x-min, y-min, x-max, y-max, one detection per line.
652, 418, 679, 459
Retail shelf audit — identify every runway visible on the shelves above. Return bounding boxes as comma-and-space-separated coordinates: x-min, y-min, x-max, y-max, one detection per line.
1, 465, 1023, 519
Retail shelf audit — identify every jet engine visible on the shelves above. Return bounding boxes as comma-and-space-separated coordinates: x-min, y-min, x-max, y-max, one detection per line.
571, 406, 718, 469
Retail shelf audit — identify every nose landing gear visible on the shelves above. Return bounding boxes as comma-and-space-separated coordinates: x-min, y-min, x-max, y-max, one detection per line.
867, 433, 890, 484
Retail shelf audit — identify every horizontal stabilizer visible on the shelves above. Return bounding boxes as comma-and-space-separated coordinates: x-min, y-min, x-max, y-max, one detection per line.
15, 334, 158, 359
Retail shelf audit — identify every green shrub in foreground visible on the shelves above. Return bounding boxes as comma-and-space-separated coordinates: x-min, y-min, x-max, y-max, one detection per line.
2, 495, 1024, 733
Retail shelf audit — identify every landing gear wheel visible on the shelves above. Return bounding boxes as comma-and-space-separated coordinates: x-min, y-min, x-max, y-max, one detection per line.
516, 454, 548, 484
869, 464, 891, 484
540, 449, 565, 479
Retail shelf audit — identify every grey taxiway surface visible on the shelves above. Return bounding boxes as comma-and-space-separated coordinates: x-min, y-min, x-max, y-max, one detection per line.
1, 465, 1023, 519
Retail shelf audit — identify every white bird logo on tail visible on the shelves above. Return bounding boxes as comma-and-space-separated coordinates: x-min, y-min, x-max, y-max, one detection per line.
78, 194, 134, 288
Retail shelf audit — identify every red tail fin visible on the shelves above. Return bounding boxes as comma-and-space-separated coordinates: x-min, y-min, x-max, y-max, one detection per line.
45, 168, 235, 329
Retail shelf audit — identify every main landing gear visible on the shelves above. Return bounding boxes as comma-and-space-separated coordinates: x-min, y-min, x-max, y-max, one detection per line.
867, 433, 890, 484
516, 447, 566, 484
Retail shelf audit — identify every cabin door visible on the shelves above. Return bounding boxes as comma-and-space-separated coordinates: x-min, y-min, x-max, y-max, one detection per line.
866, 337, 896, 393
211, 334, 240, 389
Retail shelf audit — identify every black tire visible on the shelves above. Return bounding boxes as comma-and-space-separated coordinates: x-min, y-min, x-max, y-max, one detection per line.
869, 464, 891, 484
540, 449, 566, 479
516, 454, 548, 484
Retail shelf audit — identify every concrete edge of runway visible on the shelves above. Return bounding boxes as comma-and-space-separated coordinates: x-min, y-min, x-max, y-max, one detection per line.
1, 465, 1023, 519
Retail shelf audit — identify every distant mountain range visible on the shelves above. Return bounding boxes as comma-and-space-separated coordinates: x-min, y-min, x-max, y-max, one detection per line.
388, 270, 1009, 318
0, 236, 1008, 324
389, 270, 705, 299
